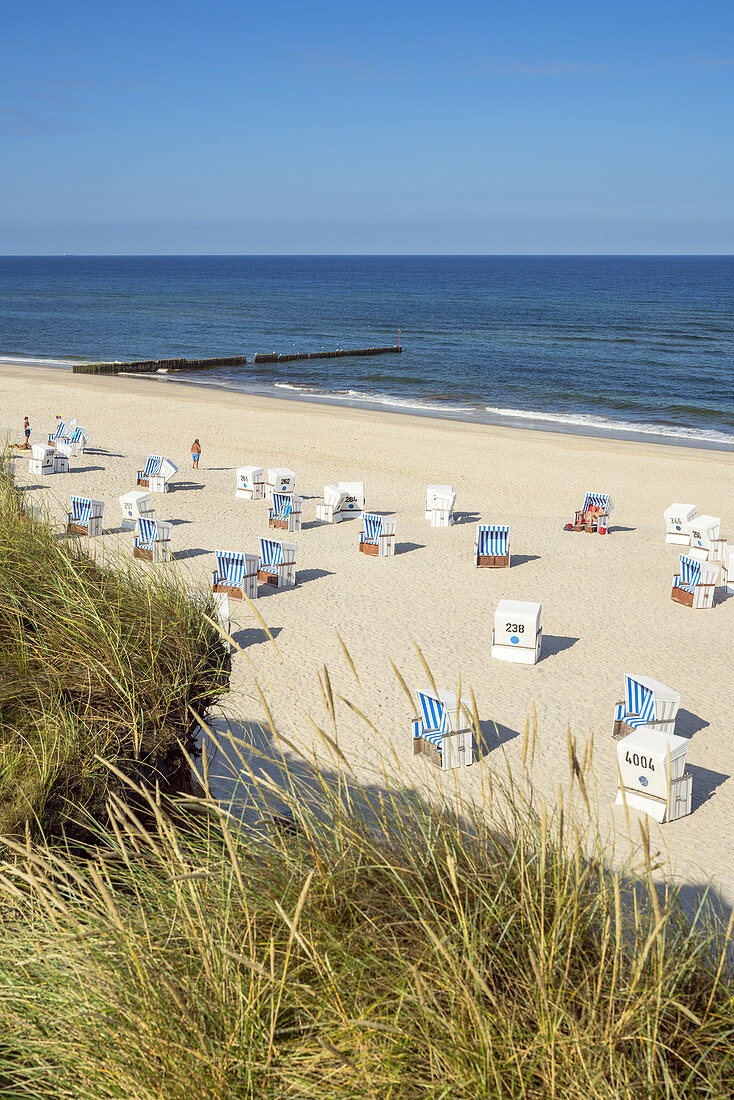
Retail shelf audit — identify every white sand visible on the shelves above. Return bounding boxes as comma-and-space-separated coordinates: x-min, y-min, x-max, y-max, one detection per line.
3, 362, 734, 905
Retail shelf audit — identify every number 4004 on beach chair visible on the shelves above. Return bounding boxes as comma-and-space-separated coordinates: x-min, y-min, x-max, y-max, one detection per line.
412, 690, 474, 770
66, 495, 104, 537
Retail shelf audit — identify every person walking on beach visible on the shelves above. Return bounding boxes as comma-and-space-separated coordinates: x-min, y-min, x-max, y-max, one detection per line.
191, 439, 201, 469
23, 417, 31, 449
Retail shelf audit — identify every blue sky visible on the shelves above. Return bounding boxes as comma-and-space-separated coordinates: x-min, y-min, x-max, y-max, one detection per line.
1, 0, 733, 253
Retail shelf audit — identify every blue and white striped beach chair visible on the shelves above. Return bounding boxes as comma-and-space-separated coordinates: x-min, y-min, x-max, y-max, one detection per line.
613, 674, 681, 740
412, 689, 473, 770
475, 524, 511, 568
137, 454, 177, 492
137, 454, 162, 486
258, 537, 297, 588
48, 421, 67, 446
66, 494, 104, 537
359, 512, 396, 557
212, 549, 259, 600
268, 492, 303, 533
672, 553, 718, 610
569, 491, 613, 533
133, 517, 173, 563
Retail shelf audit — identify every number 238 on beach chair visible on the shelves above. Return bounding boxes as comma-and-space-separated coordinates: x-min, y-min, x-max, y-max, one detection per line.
671, 553, 718, 609
475, 524, 511, 568
566, 492, 613, 533
359, 513, 396, 557
133, 518, 173, 563
212, 550, 259, 600
137, 454, 178, 493
491, 599, 542, 665
66, 495, 104, 537
612, 674, 681, 740
268, 493, 303, 533
412, 690, 474, 770
258, 538, 297, 589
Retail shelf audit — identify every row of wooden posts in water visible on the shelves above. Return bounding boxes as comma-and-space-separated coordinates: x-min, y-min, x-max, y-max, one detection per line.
72, 345, 402, 375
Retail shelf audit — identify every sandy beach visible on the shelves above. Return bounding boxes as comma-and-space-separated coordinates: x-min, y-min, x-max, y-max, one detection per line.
3, 361, 734, 907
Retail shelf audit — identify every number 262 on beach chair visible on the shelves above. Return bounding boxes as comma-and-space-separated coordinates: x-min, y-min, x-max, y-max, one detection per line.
475, 525, 510, 568
359, 513, 396, 557
133, 518, 173, 563
66, 495, 104, 537
259, 538, 297, 588
212, 550, 259, 600
671, 553, 718, 609
412, 690, 474, 770
268, 493, 303, 533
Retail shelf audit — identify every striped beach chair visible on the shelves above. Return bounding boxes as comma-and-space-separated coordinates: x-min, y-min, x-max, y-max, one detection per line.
426, 484, 456, 527
568, 491, 614, 533
47, 421, 67, 446
212, 550, 259, 600
612, 674, 681, 740
475, 524, 511, 568
133, 517, 173, 563
268, 492, 303, 533
137, 454, 177, 492
412, 689, 473, 770
66, 495, 104, 537
258, 537, 297, 589
616, 728, 692, 823
671, 553, 718, 610
359, 512, 396, 557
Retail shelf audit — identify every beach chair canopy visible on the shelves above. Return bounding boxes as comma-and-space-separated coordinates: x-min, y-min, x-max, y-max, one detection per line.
477, 525, 509, 556
70, 496, 94, 524
272, 493, 292, 517
674, 555, 702, 594
136, 517, 160, 547
324, 484, 347, 508
215, 550, 246, 587
260, 538, 285, 566
32, 444, 55, 460
687, 514, 721, 547
141, 454, 163, 478
617, 674, 681, 729
50, 421, 67, 440
582, 492, 612, 513
416, 691, 448, 747
361, 513, 384, 543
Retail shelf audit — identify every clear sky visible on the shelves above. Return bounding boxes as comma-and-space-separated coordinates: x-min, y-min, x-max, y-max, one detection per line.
2, 0, 733, 254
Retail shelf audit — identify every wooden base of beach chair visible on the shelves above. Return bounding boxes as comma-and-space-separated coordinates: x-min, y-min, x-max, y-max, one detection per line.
269, 517, 289, 531
213, 582, 244, 600
133, 546, 154, 562
137, 477, 150, 489
66, 522, 88, 537
359, 541, 380, 557
413, 737, 442, 768
258, 569, 280, 587
671, 587, 694, 607
613, 719, 634, 740
477, 554, 510, 568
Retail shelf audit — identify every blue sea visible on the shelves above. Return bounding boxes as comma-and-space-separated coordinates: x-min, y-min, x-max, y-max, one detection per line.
1, 255, 733, 448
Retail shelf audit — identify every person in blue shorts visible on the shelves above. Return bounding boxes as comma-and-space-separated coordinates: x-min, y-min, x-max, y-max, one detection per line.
23, 417, 31, 449
191, 439, 201, 469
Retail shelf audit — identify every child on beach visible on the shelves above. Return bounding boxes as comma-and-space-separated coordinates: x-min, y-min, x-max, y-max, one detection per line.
23, 417, 31, 449
191, 439, 201, 469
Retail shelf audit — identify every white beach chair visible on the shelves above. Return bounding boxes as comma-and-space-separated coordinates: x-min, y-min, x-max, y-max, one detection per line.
52, 452, 70, 474
412, 690, 474, 770
265, 467, 296, 500
337, 482, 365, 515
475, 524, 511, 568
268, 492, 303, 533
686, 514, 727, 562
491, 600, 542, 665
133, 517, 173, 563
137, 454, 177, 493
258, 537, 297, 589
29, 444, 56, 476
316, 484, 349, 524
211, 590, 232, 636
568, 491, 613, 533
723, 545, 734, 595
358, 513, 396, 557
119, 490, 155, 531
671, 553, 718, 610
235, 465, 266, 500
612, 675, 681, 740
66, 495, 104, 537
616, 729, 692, 822
212, 550, 259, 601
426, 484, 456, 527
664, 503, 697, 545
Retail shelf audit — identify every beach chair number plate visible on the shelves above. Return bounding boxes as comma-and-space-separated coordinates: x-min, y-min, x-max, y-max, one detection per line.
506, 622, 525, 633
625, 751, 655, 771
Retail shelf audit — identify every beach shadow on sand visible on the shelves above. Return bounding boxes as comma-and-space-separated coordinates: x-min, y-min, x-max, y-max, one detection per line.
511, 554, 541, 567
715, 588, 734, 606
476, 719, 520, 760
674, 709, 710, 739
688, 764, 730, 812
607, 525, 636, 534
170, 481, 205, 492
230, 624, 283, 647
453, 511, 482, 525
540, 635, 579, 660
89, 449, 125, 458
169, 518, 193, 526
176, 547, 209, 560
295, 567, 336, 583
71, 465, 105, 474
396, 542, 425, 555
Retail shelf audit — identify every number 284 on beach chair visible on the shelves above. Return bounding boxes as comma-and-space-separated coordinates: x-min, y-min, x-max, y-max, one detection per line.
412, 690, 474, 770
671, 554, 718, 609
359, 513, 396, 557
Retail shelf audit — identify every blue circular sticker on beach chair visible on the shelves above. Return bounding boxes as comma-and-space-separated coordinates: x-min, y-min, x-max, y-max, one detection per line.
511, 635, 520, 645
639, 776, 648, 787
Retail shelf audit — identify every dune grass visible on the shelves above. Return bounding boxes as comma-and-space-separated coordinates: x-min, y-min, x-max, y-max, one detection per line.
0, 454, 229, 836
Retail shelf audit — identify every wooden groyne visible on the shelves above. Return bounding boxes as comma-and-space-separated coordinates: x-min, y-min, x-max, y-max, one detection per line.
253, 345, 402, 365
72, 355, 248, 376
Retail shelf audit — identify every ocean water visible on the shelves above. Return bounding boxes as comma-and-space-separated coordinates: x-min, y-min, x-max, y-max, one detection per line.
1, 255, 733, 447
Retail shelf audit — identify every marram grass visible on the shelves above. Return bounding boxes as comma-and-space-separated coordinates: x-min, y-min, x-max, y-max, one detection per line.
0, 453, 229, 836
